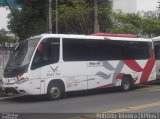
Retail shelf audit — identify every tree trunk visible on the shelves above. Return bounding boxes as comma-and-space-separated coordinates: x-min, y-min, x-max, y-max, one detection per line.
158, 1, 160, 19
94, 0, 99, 33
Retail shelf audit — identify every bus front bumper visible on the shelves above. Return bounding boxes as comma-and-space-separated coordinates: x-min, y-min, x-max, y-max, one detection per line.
2, 86, 26, 96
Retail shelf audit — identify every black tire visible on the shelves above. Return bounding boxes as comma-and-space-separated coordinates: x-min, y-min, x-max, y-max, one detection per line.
47, 81, 64, 100
121, 77, 133, 91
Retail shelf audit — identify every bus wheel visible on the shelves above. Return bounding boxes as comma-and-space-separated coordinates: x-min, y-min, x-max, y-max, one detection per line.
121, 77, 133, 91
47, 81, 64, 100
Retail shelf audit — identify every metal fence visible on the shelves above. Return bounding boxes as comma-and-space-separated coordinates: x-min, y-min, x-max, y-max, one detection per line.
0, 48, 10, 78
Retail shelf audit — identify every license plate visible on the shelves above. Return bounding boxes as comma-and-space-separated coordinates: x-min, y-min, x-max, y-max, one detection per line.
7, 78, 15, 83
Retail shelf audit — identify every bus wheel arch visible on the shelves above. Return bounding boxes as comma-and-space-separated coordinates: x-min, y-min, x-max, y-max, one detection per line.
47, 79, 65, 100
121, 74, 133, 91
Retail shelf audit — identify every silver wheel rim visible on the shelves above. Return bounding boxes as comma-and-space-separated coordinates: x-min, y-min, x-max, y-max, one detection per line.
123, 80, 130, 90
50, 86, 60, 98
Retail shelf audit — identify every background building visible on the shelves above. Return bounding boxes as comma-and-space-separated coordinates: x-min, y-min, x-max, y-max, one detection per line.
0, 7, 10, 30
113, 0, 159, 13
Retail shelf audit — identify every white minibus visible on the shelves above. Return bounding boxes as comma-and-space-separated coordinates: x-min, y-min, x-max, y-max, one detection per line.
1, 34, 156, 100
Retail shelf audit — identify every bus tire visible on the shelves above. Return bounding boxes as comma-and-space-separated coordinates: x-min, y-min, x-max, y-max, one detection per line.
47, 81, 65, 100
121, 76, 133, 91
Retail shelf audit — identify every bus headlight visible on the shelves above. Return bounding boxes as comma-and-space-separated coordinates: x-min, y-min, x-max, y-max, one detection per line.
15, 76, 29, 84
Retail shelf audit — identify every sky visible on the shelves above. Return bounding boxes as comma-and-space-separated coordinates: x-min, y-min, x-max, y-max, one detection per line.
137, 0, 159, 11
0, 0, 159, 30
113, 0, 159, 13
0, 7, 10, 30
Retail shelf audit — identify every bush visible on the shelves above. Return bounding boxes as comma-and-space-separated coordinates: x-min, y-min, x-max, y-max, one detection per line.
0, 90, 5, 97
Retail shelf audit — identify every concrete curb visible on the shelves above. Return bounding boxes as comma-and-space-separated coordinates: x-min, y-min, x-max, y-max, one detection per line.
0, 96, 20, 100
0, 96, 12, 100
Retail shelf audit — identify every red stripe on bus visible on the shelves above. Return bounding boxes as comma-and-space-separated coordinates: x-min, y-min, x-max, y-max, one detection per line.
140, 52, 155, 83
115, 73, 125, 80
97, 83, 113, 88
123, 51, 155, 83
92, 33, 137, 38
123, 60, 143, 72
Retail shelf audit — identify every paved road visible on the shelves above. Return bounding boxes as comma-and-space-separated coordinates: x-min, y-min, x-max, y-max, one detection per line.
0, 83, 160, 119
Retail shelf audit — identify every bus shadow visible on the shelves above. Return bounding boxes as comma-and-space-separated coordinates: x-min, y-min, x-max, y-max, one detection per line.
0, 86, 146, 103
2, 82, 159, 103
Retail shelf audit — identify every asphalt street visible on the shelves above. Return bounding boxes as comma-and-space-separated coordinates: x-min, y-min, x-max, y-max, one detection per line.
0, 83, 160, 119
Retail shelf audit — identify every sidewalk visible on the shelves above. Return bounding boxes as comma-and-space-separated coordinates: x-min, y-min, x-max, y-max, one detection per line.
0, 91, 19, 100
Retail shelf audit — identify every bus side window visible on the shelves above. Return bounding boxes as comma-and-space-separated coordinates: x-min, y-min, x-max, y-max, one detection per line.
155, 45, 160, 60
31, 38, 60, 70
43, 42, 59, 64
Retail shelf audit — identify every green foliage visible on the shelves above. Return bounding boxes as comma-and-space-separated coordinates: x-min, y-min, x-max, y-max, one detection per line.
140, 11, 159, 19
8, 0, 46, 41
0, 29, 18, 47
6, 0, 160, 39
56, 1, 93, 34
0, 91, 5, 97
0, 29, 8, 46
108, 11, 160, 38
8, 0, 112, 40
52, 0, 112, 34
108, 24, 138, 34
141, 18, 160, 38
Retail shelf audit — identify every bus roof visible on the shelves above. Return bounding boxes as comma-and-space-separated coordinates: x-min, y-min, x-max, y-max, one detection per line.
31, 33, 152, 42
92, 33, 137, 38
152, 36, 160, 42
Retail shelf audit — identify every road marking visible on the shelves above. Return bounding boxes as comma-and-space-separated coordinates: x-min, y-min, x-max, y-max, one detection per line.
106, 101, 160, 113
148, 88, 160, 92
69, 101, 160, 119
136, 86, 160, 91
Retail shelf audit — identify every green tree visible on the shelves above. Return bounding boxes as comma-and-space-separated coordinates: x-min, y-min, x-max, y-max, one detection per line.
108, 11, 160, 38
54, 0, 112, 34
8, 0, 112, 40
0, 29, 8, 47
141, 18, 160, 38
8, 0, 46, 41
141, 11, 159, 19
56, 0, 93, 34
0, 28, 18, 48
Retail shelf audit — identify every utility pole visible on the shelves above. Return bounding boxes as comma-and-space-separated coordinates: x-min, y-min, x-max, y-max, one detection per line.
55, 0, 58, 34
158, 0, 160, 19
47, 0, 58, 34
4, 0, 11, 11
94, 0, 99, 33
47, 0, 52, 33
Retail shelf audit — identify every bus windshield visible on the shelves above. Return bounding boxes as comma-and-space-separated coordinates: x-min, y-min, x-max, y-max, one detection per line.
4, 38, 41, 78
